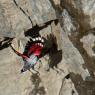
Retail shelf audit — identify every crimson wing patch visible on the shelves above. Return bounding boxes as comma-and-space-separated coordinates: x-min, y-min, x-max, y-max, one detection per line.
23, 36, 45, 58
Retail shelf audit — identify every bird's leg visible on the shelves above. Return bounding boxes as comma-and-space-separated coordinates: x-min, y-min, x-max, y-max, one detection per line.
30, 66, 40, 75
28, 69, 33, 74
37, 60, 42, 68
43, 56, 48, 61
43, 56, 50, 71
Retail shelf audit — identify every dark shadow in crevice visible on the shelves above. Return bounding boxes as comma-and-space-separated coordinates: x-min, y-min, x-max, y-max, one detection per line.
70, 73, 95, 95
92, 41, 95, 54
29, 74, 46, 95
24, 19, 58, 38
0, 37, 13, 50
69, 32, 95, 78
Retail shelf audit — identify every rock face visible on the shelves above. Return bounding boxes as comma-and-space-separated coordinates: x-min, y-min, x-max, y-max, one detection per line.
80, 33, 95, 57
63, 0, 95, 31
0, 5, 15, 38
0, 0, 95, 95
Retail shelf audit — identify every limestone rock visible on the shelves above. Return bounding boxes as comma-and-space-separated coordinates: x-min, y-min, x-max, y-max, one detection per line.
62, 9, 77, 35
60, 28, 90, 80
63, 0, 95, 30
0, 0, 78, 95
80, 33, 95, 57
1, 0, 95, 95
0, 5, 15, 38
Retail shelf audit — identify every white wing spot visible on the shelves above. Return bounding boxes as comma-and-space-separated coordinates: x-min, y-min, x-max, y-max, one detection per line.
32, 38, 36, 41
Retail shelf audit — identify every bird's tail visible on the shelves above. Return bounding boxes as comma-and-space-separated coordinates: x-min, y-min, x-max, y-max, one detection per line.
10, 44, 28, 59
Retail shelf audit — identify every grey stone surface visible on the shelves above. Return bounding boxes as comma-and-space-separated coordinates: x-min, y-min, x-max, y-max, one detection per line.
1, 0, 95, 95
62, 9, 77, 35
80, 33, 95, 57
0, 0, 78, 95
60, 28, 90, 80
63, 0, 95, 30
0, 5, 15, 38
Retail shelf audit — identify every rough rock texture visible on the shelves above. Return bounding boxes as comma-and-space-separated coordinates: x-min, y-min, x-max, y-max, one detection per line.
60, 28, 90, 80
0, 5, 15, 38
51, 0, 95, 94
63, 0, 95, 31
0, 0, 77, 95
80, 33, 95, 57
0, 0, 95, 95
